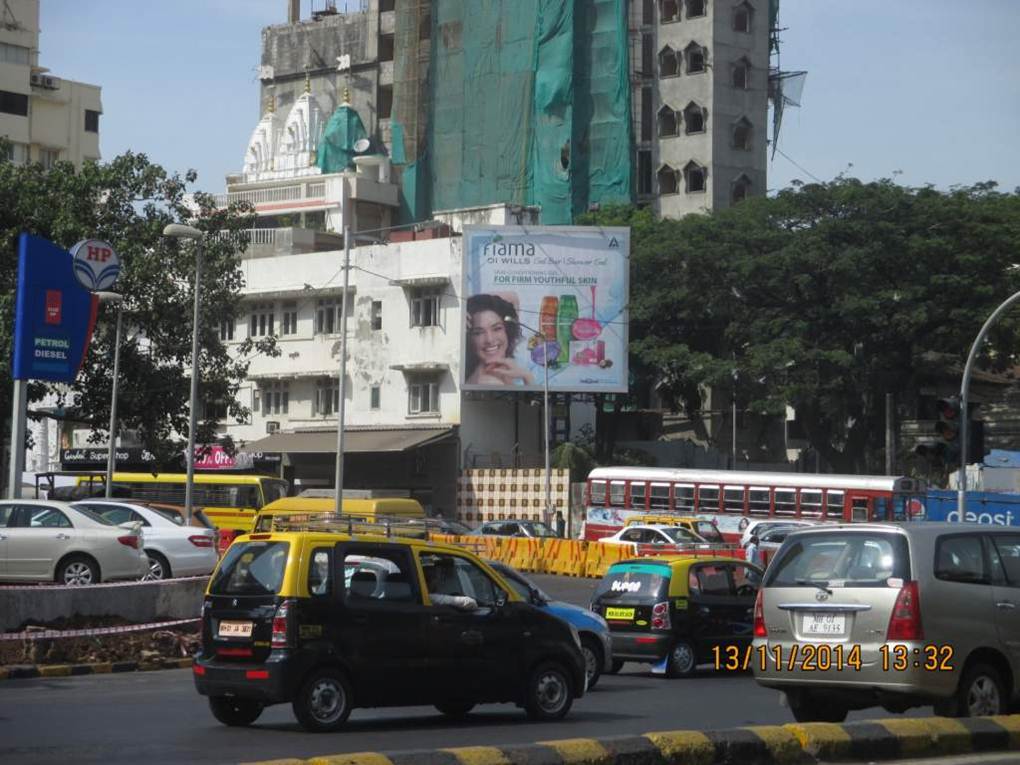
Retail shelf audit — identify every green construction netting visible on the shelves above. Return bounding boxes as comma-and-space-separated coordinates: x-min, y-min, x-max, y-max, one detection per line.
422, 0, 631, 225
316, 104, 368, 174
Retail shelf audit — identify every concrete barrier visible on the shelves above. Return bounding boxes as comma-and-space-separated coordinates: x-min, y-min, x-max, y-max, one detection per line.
0, 576, 208, 631
243, 715, 1020, 765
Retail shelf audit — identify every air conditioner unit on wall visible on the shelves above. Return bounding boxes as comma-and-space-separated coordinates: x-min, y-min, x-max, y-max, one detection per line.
266, 421, 281, 434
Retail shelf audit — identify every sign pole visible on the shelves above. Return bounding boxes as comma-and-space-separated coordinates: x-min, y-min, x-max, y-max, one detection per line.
7, 379, 28, 499
105, 304, 124, 498
333, 225, 351, 516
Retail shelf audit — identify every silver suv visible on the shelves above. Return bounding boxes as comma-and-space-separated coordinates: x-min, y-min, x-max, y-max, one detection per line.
752, 523, 1020, 721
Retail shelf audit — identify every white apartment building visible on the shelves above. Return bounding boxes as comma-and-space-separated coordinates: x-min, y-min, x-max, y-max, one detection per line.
0, 0, 101, 169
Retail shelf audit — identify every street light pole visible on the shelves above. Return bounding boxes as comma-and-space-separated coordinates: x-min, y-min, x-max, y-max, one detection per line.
163, 224, 204, 525
97, 292, 124, 498
333, 225, 351, 516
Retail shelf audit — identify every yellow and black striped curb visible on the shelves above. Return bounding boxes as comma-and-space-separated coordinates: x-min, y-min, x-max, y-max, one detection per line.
0, 657, 192, 681
243, 714, 1020, 765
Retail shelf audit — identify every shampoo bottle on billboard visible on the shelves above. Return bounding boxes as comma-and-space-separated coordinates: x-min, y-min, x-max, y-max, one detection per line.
556, 294, 578, 366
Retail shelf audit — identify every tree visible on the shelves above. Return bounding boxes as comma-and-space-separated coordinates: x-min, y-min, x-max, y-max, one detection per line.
0, 148, 277, 469
602, 178, 1020, 473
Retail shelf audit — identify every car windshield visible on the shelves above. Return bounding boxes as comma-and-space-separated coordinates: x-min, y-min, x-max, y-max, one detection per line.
661, 527, 698, 543
525, 522, 558, 538
72, 505, 115, 525
149, 506, 184, 525
210, 541, 290, 596
444, 520, 472, 535
594, 562, 671, 601
695, 522, 724, 543
765, 532, 910, 588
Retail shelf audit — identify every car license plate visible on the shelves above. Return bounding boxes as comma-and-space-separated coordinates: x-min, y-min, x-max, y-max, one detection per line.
802, 613, 845, 635
217, 620, 253, 638
605, 607, 635, 621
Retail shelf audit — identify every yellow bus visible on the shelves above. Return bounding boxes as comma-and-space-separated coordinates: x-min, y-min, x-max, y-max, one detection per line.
78, 472, 289, 532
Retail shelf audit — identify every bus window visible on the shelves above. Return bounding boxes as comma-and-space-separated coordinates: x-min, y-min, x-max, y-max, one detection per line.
775, 488, 796, 516
631, 482, 647, 510
262, 479, 289, 504
699, 485, 720, 512
589, 481, 606, 505
609, 481, 626, 507
876, 496, 891, 521
675, 484, 695, 512
800, 489, 823, 518
826, 490, 845, 519
724, 486, 745, 513
748, 487, 770, 516
650, 483, 671, 510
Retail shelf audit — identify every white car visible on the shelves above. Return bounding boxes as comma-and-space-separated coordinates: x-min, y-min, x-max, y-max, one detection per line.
0, 500, 147, 585
739, 519, 818, 548
600, 523, 712, 548
73, 500, 219, 580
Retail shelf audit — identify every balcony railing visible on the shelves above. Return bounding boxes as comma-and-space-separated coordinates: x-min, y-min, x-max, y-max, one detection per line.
214, 181, 330, 209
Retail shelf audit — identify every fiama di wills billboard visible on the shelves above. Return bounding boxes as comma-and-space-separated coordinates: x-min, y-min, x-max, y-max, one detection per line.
461, 225, 629, 394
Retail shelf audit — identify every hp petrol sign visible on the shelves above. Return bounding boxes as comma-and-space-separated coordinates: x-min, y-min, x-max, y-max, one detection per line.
70, 239, 120, 291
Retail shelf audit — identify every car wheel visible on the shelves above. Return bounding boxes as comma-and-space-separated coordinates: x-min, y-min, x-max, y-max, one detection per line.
580, 636, 603, 690
56, 554, 99, 586
208, 696, 263, 727
435, 701, 475, 719
292, 668, 353, 732
788, 692, 848, 723
607, 659, 625, 675
524, 662, 574, 721
665, 640, 696, 678
143, 551, 171, 581
935, 663, 1007, 718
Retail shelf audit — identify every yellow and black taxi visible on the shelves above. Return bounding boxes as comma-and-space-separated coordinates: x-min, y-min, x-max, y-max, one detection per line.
193, 526, 587, 732
590, 555, 762, 678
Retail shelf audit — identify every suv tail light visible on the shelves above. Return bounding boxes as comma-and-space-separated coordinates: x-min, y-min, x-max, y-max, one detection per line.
651, 601, 671, 630
117, 534, 140, 549
271, 599, 295, 649
886, 581, 923, 640
753, 589, 767, 638
188, 534, 214, 548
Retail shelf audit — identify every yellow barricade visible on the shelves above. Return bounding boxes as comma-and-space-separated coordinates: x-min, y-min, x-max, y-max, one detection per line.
584, 541, 634, 578
509, 537, 541, 572
541, 538, 586, 577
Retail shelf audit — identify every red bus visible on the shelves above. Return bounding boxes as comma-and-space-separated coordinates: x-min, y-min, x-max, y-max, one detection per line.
583, 466, 927, 542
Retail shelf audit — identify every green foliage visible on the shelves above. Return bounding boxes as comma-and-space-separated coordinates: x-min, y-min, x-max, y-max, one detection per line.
0, 147, 277, 467
607, 180, 1020, 473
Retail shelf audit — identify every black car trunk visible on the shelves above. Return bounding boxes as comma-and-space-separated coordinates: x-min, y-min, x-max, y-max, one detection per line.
591, 562, 673, 633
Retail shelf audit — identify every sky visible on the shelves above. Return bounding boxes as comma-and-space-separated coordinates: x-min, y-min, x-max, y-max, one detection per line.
36, 0, 1020, 198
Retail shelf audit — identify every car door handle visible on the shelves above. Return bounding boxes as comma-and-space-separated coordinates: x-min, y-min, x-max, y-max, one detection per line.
55, 533, 70, 540
459, 630, 484, 646
997, 601, 1016, 610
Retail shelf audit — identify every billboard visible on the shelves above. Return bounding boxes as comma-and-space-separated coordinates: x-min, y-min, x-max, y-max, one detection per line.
462, 225, 629, 393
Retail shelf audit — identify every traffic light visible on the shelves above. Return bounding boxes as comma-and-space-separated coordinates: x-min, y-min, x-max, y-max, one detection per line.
934, 397, 961, 465
914, 396, 986, 468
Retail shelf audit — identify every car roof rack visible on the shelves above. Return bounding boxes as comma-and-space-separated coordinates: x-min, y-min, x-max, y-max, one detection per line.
267, 513, 489, 553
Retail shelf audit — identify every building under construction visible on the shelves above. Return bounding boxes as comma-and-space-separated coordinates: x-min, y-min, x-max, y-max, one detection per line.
255, 0, 792, 224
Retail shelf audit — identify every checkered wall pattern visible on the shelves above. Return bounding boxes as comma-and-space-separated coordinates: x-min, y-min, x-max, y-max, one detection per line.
456, 468, 570, 523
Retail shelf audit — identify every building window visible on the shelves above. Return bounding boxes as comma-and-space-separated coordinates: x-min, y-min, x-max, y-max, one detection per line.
370, 385, 381, 410
410, 290, 440, 327
684, 102, 707, 133
0, 90, 28, 116
640, 85, 653, 142
219, 318, 235, 341
315, 377, 340, 416
204, 399, 229, 422
687, 0, 706, 18
408, 378, 439, 415
732, 58, 751, 89
659, 0, 680, 22
731, 174, 752, 204
260, 381, 289, 416
316, 298, 340, 335
684, 161, 707, 193
371, 300, 383, 331
657, 105, 679, 137
733, 2, 753, 32
84, 109, 100, 133
658, 46, 679, 78
249, 302, 275, 337
38, 148, 59, 170
657, 165, 679, 195
643, 0, 655, 24
641, 33, 654, 78
378, 84, 393, 120
0, 42, 30, 66
281, 301, 298, 335
2, 142, 27, 165
732, 117, 753, 150
685, 43, 707, 74
379, 34, 395, 62
637, 149, 653, 195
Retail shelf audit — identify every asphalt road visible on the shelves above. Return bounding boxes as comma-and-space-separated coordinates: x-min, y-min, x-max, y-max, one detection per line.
0, 574, 934, 765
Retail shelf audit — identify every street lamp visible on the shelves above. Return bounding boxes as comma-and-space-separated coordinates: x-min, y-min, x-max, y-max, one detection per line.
96, 291, 123, 499
162, 223, 204, 524
507, 315, 553, 529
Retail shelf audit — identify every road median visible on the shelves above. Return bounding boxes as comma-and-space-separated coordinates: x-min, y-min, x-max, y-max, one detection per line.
242, 714, 1020, 765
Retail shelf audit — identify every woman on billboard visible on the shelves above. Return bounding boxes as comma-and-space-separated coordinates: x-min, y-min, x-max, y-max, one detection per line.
465, 293, 535, 386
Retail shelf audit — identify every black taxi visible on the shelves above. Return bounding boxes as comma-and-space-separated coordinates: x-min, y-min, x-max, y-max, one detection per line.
590, 555, 762, 678
193, 528, 586, 731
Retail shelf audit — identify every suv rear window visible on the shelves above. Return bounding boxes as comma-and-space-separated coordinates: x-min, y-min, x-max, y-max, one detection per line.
210, 541, 290, 596
765, 532, 910, 588
595, 562, 671, 601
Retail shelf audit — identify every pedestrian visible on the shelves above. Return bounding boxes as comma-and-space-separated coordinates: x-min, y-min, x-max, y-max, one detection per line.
745, 534, 760, 567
